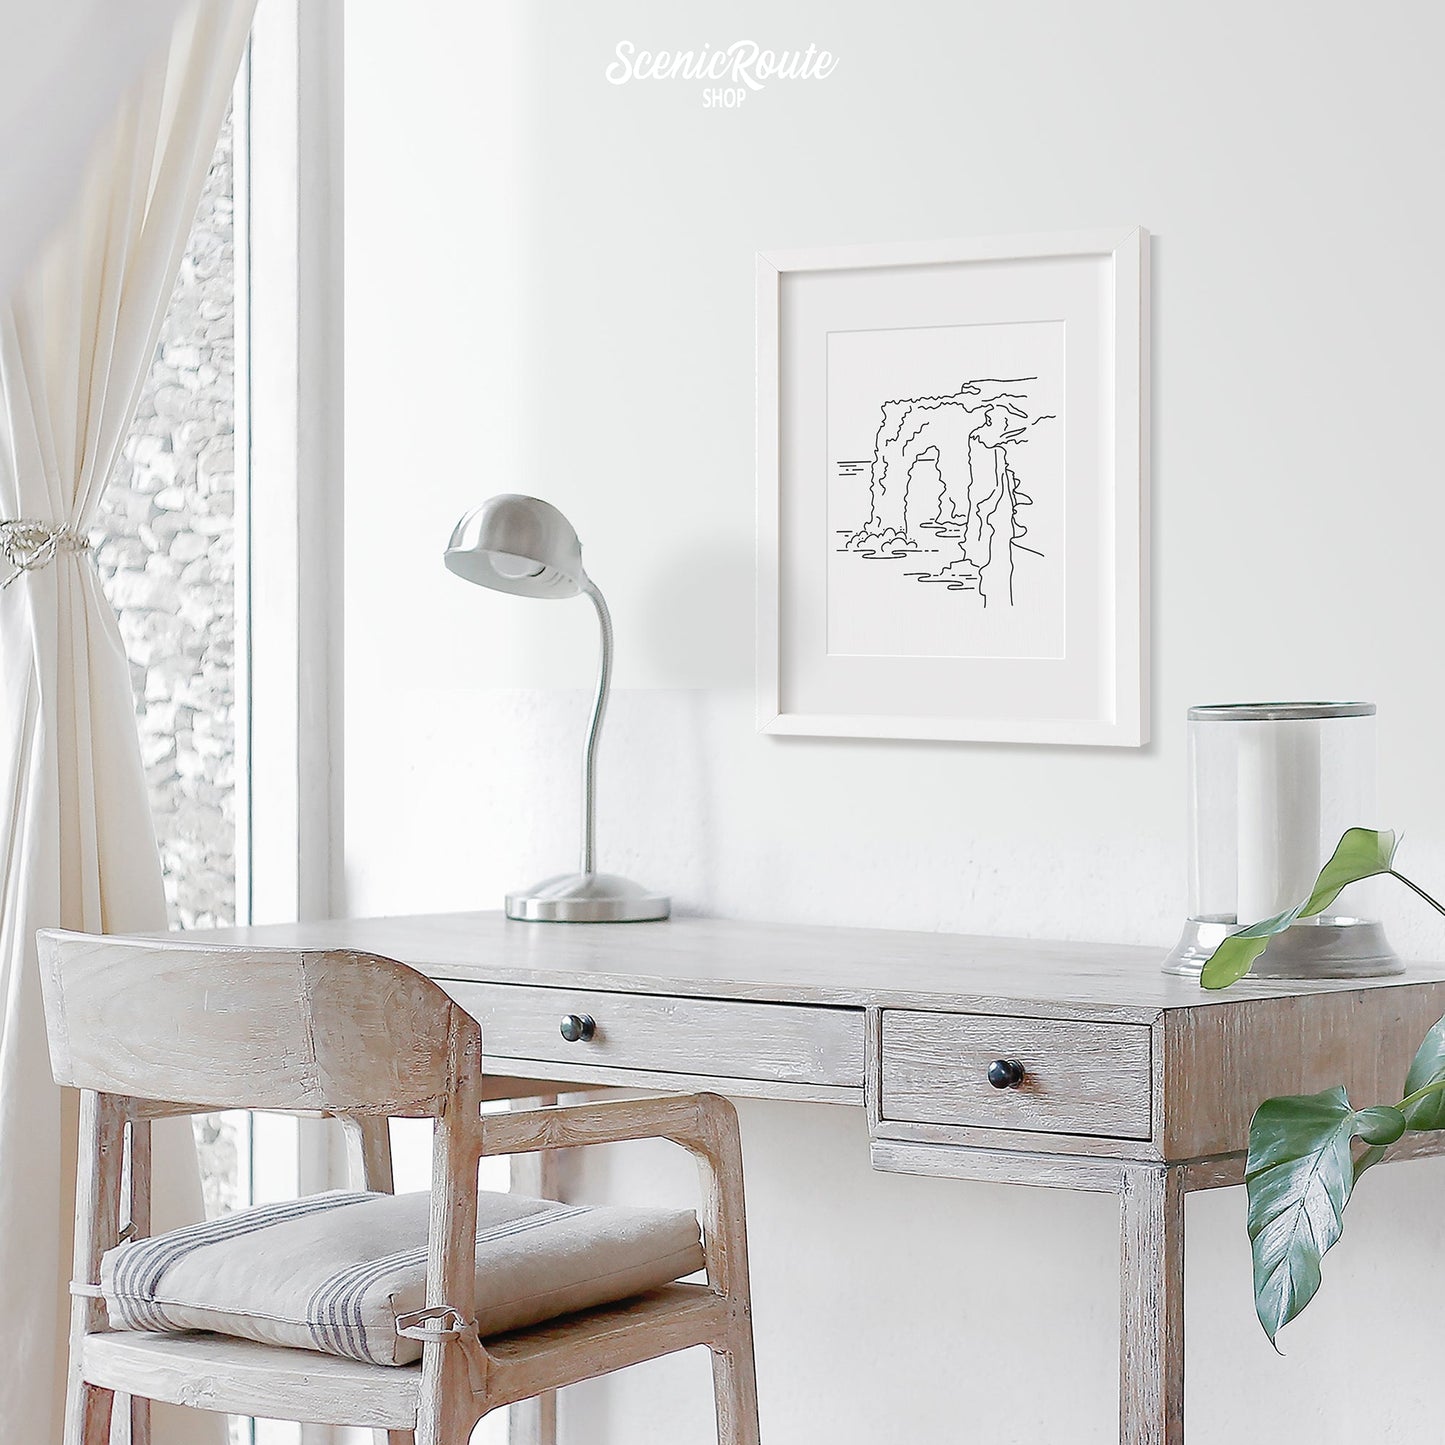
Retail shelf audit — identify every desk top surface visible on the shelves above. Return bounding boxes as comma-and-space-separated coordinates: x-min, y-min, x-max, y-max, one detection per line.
176, 911, 1445, 1019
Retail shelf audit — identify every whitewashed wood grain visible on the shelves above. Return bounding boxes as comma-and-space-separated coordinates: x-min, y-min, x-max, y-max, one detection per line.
83, 914, 1445, 1445
507, 1094, 560, 1445
1160, 982, 1445, 1158
1119, 1166, 1184, 1445
123, 1118, 152, 1445
66, 1090, 125, 1445
170, 911, 1445, 1016
342, 1115, 395, 1194
82, 1333, 421, 1429
868, 1138, 1129, 1193
879, 1010, 1153, 1139
451, 980, 862, 1088
166, 913, 1445, 1165
42, 933, 761, 1445
38, 931, 470, 1115
465, 1055, 859, 1108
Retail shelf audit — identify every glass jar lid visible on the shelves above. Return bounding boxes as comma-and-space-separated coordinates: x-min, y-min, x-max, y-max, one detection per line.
1186, 701, 1375, 722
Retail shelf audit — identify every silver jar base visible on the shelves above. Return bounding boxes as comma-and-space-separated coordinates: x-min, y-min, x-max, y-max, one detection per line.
1162, 915, 1403, 979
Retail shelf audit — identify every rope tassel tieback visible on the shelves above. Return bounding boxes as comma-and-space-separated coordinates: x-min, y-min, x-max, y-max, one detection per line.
0, 520, 92, 590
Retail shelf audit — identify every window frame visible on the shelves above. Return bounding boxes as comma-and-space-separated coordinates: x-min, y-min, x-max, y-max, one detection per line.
244, 0, 344, 932
235, 7, 345, 1441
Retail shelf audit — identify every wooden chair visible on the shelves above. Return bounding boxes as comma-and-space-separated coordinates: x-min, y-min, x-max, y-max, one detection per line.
38, 929, 760, 1445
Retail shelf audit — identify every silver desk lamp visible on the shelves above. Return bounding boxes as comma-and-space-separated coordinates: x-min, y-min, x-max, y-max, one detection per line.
444, 494, 670, 923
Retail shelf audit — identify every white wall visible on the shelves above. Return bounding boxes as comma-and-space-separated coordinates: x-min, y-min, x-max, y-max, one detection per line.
344, 3, 1445, 1439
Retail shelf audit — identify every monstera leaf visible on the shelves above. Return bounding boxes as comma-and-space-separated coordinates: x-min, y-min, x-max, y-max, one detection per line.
1201, 830, 1399, 990
1299, 828, 1398, 917
1221, 836, 1445, 1349
1199, 905, 1304, 990
1401, 1016, 1445, 1131
1245, 1088, 1405, 1345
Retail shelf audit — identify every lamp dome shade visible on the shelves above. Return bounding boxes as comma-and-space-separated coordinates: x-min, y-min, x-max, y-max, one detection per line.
444, 494, 587, 598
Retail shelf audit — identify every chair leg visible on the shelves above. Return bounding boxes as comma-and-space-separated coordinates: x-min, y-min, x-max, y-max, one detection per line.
128, 1395, 151, 1445
416, 1405, 484, 1445
64, 1380, 115, 1445
710, 1319, 761, 1445
126, 1119, 153, 1445
67, 1094, 124, 1445
509, 1094, 561, 1445
386, 1433, 416, 1445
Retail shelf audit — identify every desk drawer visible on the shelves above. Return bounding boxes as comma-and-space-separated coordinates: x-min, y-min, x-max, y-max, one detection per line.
880, 1011, 1152, 1140
451, 982, 864, 1089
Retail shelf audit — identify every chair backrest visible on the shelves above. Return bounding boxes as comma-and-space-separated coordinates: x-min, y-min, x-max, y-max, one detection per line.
38, 929, 481, 1115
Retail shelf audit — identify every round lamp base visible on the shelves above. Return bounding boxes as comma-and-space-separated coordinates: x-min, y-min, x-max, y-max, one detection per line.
506, 872, 671, 924
1162, 915, 1403, 979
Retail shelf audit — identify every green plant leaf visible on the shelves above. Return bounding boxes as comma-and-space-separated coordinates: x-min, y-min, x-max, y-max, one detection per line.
1353, 1144, 1389, 1183
1400, 1015, 1445, 1130
1200, 827, 1400, 990
1199, 906, 1302, 990
1300, 828, 1398, 918
1352, 1105, 1406, 1146
1245, 1087, 1389, 1345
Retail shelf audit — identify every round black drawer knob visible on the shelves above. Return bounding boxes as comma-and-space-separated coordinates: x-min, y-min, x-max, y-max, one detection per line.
987, 1058, 1026, 1089
559, 1013, 596, 1043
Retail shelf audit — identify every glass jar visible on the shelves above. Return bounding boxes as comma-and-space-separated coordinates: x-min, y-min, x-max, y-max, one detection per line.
1162, 702, 1401, 978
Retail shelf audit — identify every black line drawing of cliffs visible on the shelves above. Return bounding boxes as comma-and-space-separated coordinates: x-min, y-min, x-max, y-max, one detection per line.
837, 377, 1055, 608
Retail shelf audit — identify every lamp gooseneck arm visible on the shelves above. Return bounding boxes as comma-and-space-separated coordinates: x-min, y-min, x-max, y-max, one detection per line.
580, 577, 612, 877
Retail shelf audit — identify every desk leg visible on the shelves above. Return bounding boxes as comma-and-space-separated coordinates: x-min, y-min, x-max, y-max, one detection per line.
509, 1095, 561, 1445
1119, 1164, 1184, 1445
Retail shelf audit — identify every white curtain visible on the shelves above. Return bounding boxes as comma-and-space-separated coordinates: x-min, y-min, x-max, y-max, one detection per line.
0, 0, 188, 304
0, 2, 256, 1440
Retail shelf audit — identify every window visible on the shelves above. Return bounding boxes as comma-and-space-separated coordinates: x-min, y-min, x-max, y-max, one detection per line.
97, 105, 242, 936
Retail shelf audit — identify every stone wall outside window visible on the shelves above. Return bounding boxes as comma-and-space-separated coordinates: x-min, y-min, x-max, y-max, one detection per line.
93, 111, 238, 937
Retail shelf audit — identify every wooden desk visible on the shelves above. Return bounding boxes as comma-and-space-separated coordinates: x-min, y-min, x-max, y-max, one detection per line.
185, 911, 1445, 1445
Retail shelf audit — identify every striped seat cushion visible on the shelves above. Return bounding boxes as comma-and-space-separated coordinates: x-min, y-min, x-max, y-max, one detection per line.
100, 1190, 704, 1366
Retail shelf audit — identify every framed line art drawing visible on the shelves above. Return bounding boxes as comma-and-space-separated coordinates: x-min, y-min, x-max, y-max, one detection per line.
756, 227, 1149, 746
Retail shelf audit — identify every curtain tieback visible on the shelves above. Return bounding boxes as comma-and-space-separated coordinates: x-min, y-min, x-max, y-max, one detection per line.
0, 519, 92, 590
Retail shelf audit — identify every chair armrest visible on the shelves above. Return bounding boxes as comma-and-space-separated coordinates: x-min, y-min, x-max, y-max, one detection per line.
476, 1091, 735, 1160
479, 1092, 751, 1305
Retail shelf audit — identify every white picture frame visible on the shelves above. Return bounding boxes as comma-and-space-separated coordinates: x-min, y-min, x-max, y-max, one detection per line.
756, 227, 1149, 746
